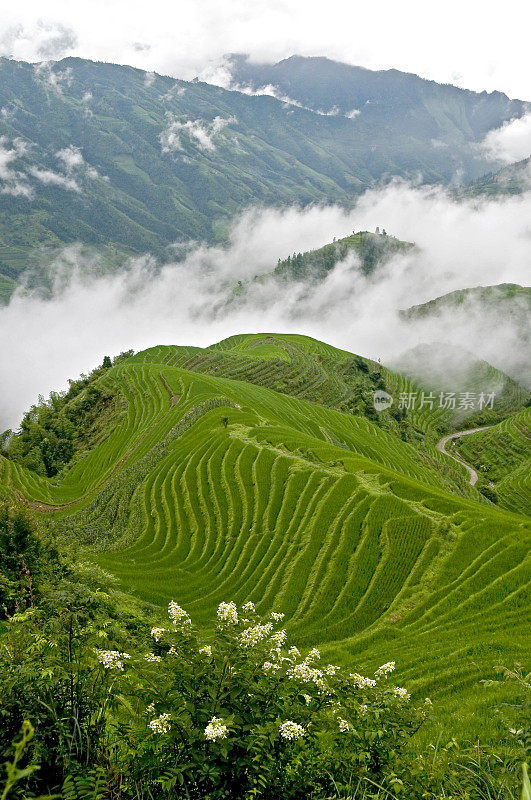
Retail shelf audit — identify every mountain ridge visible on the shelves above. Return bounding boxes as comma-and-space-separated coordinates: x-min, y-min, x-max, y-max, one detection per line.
0, 54, 527, 296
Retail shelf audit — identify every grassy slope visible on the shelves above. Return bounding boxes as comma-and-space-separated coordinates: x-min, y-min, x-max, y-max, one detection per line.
0, 333, 529, 744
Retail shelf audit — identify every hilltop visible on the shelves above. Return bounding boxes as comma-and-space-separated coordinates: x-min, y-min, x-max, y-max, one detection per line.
270, 230, 414, 281
1, 332, 529, 742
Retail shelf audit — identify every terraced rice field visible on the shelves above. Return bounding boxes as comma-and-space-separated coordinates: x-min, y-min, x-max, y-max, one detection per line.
454, 409, 531, 514
1, 334, 529, 733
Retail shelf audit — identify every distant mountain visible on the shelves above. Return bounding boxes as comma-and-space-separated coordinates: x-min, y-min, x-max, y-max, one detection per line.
463, 157, 531, 196
0, 55, 527, 298
401, 283, 531, 318
226, 54, 527, 147
400, 284, 531, 389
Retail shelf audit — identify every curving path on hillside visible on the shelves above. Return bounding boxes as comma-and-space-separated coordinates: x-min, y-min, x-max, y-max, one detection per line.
436, 426, 492, 486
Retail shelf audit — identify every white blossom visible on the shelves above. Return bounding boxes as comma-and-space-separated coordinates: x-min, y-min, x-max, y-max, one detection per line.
151, 626, 165, 642
95, 649, 130, 670
303, 694, 312, 705
204, 716, 228, 741
239, 622, 273, 648
242, 601, 255, 613
149, 713, 172, 734
350, 673, 377, 689
325, 664, 339, 676
424, 697, 432, 706
168, 601, 191, 627
359, 704, 368, 716
263, 661, 280, 673
217, 601, 239, 625
393, 686, 410, 701
375, 661, 395, 677
145, 703, 156, 716
270, 612, 285, 622
307, 648, 321, 662
269, 629, 287, 650
199, 645, 212, 657
279, 720, 305, 741
338, 718, 351, 732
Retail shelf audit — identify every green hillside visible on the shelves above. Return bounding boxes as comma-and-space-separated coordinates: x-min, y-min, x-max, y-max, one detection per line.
463, 156, 531, 196
0, 55, 526, 294
453, 408, 531, 514
270, 230, 414, 282
402, 283, 531, 319
1, 333, 529, 745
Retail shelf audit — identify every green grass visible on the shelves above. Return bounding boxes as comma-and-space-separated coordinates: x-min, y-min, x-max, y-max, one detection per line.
1, 333, 529, 745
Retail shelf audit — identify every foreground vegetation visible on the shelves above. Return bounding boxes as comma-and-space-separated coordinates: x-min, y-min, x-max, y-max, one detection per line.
0, 333, 529, 796
1, 506, 529, 798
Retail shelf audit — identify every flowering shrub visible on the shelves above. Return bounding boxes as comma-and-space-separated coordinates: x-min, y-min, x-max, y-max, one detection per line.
110, 600, 429, 799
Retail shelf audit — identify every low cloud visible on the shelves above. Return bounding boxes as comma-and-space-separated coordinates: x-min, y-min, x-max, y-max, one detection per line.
0, 139, 102, 199
481, 112, 531, 164
28, 166, 80, 192
0, 181, 530, 430
160, 115, 237, 152
0, 21, 77, 61
0, 137, 34, 198
144, 70, 156, 87
33, 61, 73, 94
225, 79, 362, 119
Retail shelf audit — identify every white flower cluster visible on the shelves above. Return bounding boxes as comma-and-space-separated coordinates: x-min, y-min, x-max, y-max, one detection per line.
239, 622, 273, 648
149, 713, 172, 734
325, 664, 339, 676
217, 601, 239, 625
168, 601, 191, 628
269, 629, 287, 651
393, 686, 410, 702
359, 704, 368, 716
242, 601, 255, 613
350, 672, 377, 689
270, 612, 285, 622
204, 716, 228, 741
145, 653, 162, 663
199, 645, 213, 657
338, 718, 351, 732
279, 720, 305, 741
375, 661, 395, 677
287, 651, 328, 692
95, 649, 130, 670
151, 626, 165, 642
262, 661, 280, 673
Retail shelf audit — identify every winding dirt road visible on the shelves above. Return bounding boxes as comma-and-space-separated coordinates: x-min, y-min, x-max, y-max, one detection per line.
436, 426, 492, 486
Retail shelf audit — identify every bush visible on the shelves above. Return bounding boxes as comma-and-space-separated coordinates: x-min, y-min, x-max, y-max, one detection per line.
110, 601, 429, 799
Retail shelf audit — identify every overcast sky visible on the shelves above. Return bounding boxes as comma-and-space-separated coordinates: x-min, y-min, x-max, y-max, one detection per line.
0, 0, 530, 99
